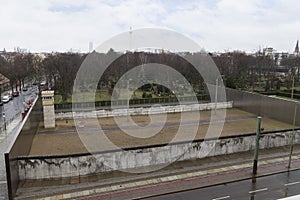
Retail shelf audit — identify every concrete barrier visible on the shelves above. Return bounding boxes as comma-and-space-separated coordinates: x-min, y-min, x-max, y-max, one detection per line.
5, 97, 42, 199
17, 129, 300, 180
56, 102, 233, 120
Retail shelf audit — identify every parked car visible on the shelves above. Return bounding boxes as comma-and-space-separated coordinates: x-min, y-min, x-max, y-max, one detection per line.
22, 87, 28, 91
2, 95, 10, 103
9, 94, 13, 100
12, 91, 19, 97
0, 101, 3, 106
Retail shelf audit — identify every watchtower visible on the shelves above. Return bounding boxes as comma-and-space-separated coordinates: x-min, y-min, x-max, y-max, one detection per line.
41, 90, 55, 128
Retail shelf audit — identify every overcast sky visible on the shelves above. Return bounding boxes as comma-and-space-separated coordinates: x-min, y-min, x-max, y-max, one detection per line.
1, 0, 300, 53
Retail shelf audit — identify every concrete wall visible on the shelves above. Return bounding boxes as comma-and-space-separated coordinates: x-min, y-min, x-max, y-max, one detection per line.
226, 88, 300, 126
5, 97, 42, 199
56, 102, 233, 119
18, 129, 300, 180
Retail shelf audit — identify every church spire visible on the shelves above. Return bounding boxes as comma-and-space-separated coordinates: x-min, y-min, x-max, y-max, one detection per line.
294, 40, 299, 55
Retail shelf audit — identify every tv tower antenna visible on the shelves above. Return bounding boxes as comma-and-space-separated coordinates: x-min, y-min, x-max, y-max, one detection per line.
129, 27, 133, 51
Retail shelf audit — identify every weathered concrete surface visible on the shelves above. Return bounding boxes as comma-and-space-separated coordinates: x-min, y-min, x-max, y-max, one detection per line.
18, 129, 300, 180
55, 102, 233, 119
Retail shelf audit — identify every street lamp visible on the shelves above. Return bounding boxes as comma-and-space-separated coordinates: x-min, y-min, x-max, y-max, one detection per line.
2, 112, 6, 132
253, 116, 262, 175
214, 75, 224, 115
291, 75, 295, 99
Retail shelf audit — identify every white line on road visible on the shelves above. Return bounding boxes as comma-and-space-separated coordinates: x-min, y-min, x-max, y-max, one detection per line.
285, 181, 300, 187
249, 188, 268, 194
212, 196, 230, 200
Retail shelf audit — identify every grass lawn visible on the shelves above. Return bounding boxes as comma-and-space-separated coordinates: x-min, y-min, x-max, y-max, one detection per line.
55, 90, 111, 103
54, 89, 191, 104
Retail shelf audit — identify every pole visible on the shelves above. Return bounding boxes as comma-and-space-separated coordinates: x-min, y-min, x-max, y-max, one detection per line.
129, 27, 132, 51
288, 104, 297, 169
253, 116, 262, 175
127, 79, 130, 122
214, 78, 219, 115
291, 75, 295, 99
3, 117, 6, 132
2, 112, 6, 132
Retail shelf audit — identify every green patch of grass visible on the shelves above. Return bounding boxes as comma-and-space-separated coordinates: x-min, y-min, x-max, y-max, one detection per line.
274, 95, 299, 101
55, 90, 112, 104
54, 95, 63, 104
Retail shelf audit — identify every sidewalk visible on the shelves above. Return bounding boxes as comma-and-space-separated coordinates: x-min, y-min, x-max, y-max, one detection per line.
0, 114, 23, 200
15, 145, 300, 200
0, 114, 22, 141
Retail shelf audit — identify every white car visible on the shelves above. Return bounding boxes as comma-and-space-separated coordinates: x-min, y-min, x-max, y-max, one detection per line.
2, 95, 10, 103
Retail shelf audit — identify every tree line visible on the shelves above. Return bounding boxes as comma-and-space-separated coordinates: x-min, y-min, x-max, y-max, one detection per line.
0, 50, 299, 102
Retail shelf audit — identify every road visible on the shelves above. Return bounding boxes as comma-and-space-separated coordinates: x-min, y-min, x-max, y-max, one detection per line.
144, 170, 300, 200
0, 86, 38, 128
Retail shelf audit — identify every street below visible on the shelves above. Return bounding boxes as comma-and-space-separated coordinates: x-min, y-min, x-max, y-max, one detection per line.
0, 86, 38, 129
144, 170, 300, 200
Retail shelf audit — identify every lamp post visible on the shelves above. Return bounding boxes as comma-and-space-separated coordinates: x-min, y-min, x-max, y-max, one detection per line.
214, 75, 224, 115
253, 116, 262, 175
291, 75, 295, 99
2, 112, 6, 132
127, 79, 130, 122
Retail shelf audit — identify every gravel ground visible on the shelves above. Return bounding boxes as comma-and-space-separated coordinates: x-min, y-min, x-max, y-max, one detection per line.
29, 108, 294, 156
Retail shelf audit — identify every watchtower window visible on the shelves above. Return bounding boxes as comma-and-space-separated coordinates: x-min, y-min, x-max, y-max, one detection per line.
43, 97, 52, 100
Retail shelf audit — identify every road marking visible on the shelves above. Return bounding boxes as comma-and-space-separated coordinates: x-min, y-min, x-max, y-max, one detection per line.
0, 181, 7, 184
212, 196, 230, 200
249, 188, 268, 194
285, 181, 300, 186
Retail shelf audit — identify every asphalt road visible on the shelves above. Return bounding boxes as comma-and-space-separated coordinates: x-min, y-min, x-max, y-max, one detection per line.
144, 170, 300, 200
0, 86, 38, 128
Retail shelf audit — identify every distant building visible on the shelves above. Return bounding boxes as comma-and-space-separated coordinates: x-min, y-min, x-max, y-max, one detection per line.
0, 73, 10, 92
274, 52, 289, 66
14, 46, 27, 53
263, 47, 276, 57
0, 48, 6, 54
89, 42, 93, 52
